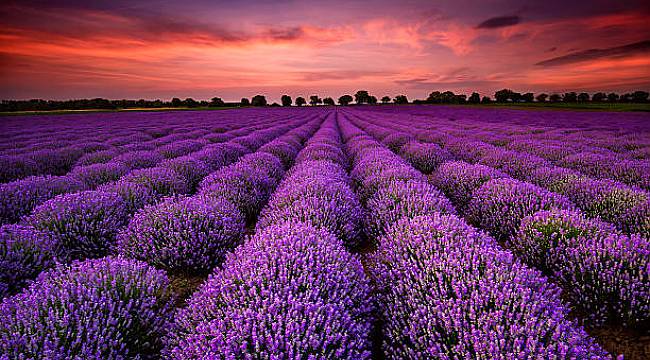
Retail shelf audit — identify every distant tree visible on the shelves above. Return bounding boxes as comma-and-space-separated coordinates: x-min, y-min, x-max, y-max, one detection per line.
241, 98, 250, 106
368, 95, 378, 104
281, 95, 292, 107
592, 92, 606, 102
309, 95, 322, 106
323, 97, 335, 106
441, 91, 456, 103
295, 97, 306, 106
510, 92, 523, 102
171, 97, 183, 107
354, 90, 370, 104
427, 91, 442, 103
184, 98, 198, 107
522, 93, 534, 103
468, 92, 481, 104
562, 92, 577, 103
607, 93, 619, 102
455, 94, 467, 104
549, 94, 561, 103
494, 89, 513, 103
251, 95, 267, 107
619, 93, 633, 103
577, 92, 590, 102
381, 96, 391, 104
270, 102, 281, 107
481, 96, 491, 103
210, 97, 225, 107
338, 95, 353, 106
632, 91, 649, 103
535, 93, 548, 102
393, 95, 408, 104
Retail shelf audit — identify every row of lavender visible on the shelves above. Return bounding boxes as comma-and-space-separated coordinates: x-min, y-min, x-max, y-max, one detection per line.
351, 107, 650, 239
336, 113, 609, 358
0, 110, 297, 223
0, 110, 327, 358
167, 113, 376, 357
344, 109, 648, 337
0, 109, 297, 183
0, 110, 320, 298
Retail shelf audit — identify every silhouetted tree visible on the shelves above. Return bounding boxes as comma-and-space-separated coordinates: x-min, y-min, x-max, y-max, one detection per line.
184, 98, 199, 108
354, 90, 370, 104
632, 91, 649, 103
522, 93, 534, 102
468, 92, 480, 104
368, 95, 378, 104
577, 93, 590, 102
210, 97, 225, 107
427, 91, 442, 103
251, 95, 267, 107
323, 97, 335, 106
270, 102, 281, 107
481, 96, 491, 104
455, 94, 467, 104
309, 95, 322, 106
281, 95, 292, 107
441, 91, 456, 103
592, 92, 606, 102
241, 98, 250, 106
295, 97, 306, 106
510, 92, 523, 102
338, 95, 353, 106
494, 89, 513, 103
562, 92, 577, 103
535, 93, 548, 102
393, 95, 408, 104
607, 93, 619, 102
549, 94, 561, 103
171, 98, 183, 107
381, 96, 391, 104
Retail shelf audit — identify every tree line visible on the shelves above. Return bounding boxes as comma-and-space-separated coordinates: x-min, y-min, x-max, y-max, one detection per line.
1, 89, 648, 112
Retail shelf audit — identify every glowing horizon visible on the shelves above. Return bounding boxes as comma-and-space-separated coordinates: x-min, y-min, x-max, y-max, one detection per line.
1, 0, 649, 103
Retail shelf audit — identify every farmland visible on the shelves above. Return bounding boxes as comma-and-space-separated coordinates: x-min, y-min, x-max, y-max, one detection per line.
0, 106, 648, 359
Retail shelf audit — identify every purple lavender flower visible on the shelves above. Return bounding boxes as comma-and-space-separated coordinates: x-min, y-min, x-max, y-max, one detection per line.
117, 195, 245, 274
430, 161, 509, 213
0, 155, 38, 183
466, 178, 574, 241
257, 177, 365, 249
26, 190, 129, 259
0, 224, 60, 298
365, 180, 456, 239
120, 167, 190, 199
74, 148, 121, 167
110, 150, 164, 170
0, 175, 85, 224
0, 257, 175, 359
159, 156, 211, 192
97, 180, 157, 214
516, 209, 649, 328
167, 221, 373, 359
70, 162, 130, 188
259, 140, 300, 168
400, 141, 453, 174
370, 214, 608, 359
620, 200, 650, 239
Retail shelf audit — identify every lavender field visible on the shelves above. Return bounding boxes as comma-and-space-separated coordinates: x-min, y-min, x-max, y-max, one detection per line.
0, 106, 648, 359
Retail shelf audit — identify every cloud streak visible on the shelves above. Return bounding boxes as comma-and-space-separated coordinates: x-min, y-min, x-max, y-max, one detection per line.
536, 40, 650, 66
476, 16, 520, 29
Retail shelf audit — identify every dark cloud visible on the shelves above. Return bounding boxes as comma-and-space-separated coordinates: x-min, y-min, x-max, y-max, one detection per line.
536, 40, 650, 66
476, 15, 520, 29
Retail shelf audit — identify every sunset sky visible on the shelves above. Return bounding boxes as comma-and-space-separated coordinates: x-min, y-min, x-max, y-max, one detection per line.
1, 0, 649, 102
